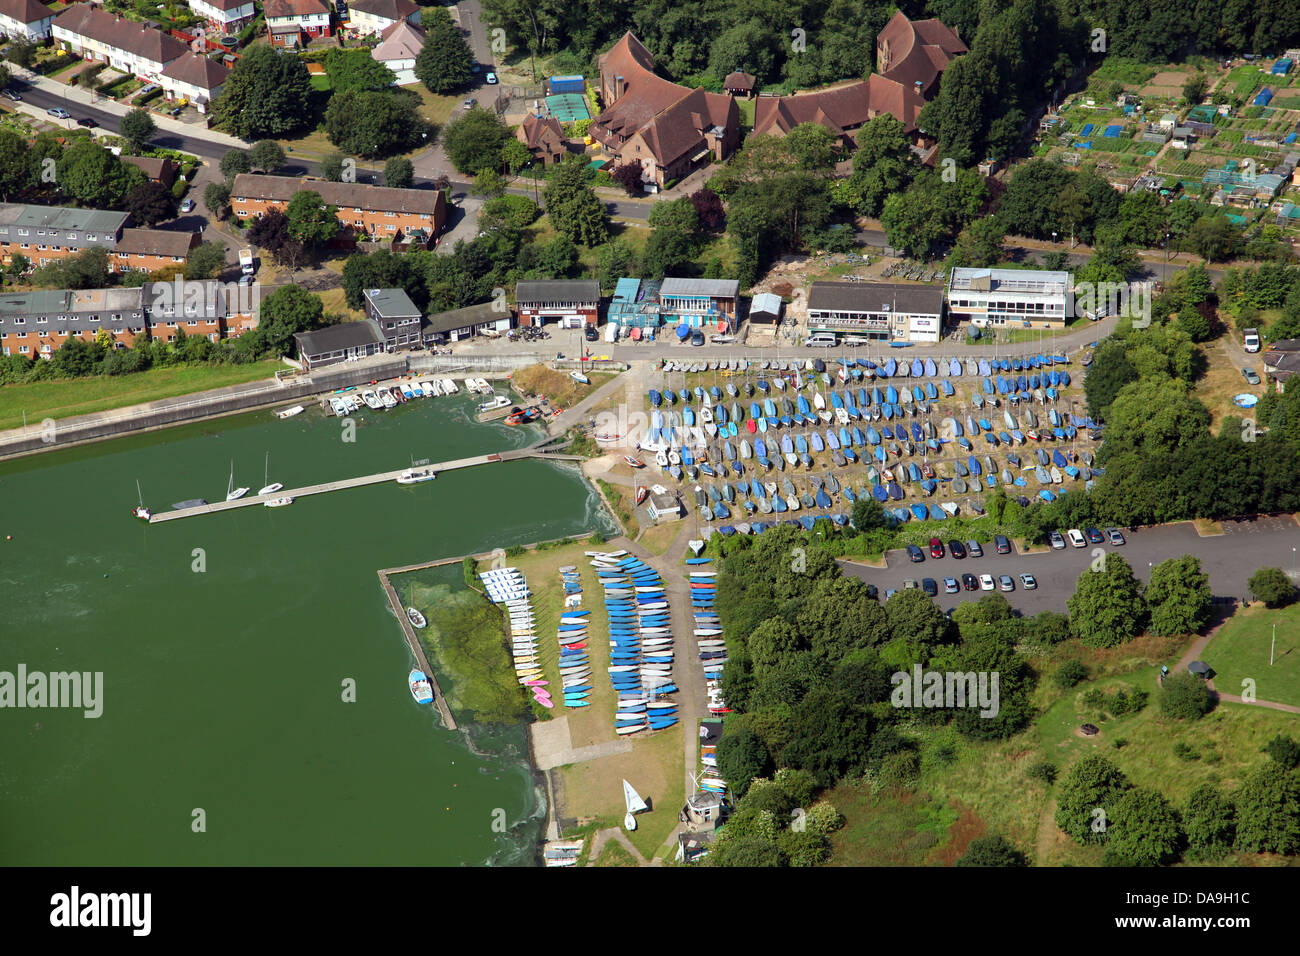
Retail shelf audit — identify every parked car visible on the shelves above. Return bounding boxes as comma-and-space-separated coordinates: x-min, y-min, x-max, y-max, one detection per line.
865, 583, 878, 600
47, 107, 70, 119
690, 331, 705, 347
906, 544, 924, 563
994, 534, 1011, 554
929, 537, 944, 558
462, 98, 477, 110
237, 274, 254, 287
998, 574, 1015, 592
966, 540, 983, 558
168, 105, 183, 116
1020, 573, 1038, 590
885, 588, 898, 600
943, 577, 959, 594
1242, 367, 1261, 385
979, 573, 995, 591
1085, 527, 1104, 544
921, 578, 938, 597
961, 573, 978, 591
2, 89, 22, 101
1107, 527, 1126, 546
948, 539, 966, 559
904, 579, 918, 590
1048, 531, 1066, 550
179, 198, 195, 213
804, 332, 837, 347
486, 72, 498, 84
584, 325, 598, 342
1067, 528, 1087, 548
76, 117, 97, 128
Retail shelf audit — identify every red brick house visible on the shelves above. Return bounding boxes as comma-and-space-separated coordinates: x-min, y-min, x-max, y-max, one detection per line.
516, 114, 568, 166
229, 174, 445, 246
264, 0, 331, 47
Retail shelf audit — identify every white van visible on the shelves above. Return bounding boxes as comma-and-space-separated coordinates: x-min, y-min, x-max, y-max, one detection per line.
804, 332, 837, 348
1243, 328, 1260, 353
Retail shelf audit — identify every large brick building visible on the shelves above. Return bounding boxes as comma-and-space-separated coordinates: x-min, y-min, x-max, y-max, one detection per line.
0, 287, 146, 358
112, 227, 201, 273
229, 174, 446, 245
0, 203, 130, 268
515, 280, 600, 328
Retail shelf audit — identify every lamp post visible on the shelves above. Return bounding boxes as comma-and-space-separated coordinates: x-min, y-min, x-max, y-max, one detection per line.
1271, 623, 1276, 666
1163, 232, 1171, 287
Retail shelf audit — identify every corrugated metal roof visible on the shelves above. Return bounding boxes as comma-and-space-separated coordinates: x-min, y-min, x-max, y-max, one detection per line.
659, 278, 739, 298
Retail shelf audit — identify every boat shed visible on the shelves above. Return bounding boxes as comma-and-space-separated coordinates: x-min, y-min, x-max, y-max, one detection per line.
293, 319, 386, 370
607, 277, 662, 328
646, 492, 683, 522
947, 267, 1071, 330
658, 277, 740, 332
748, 291, 784, 325
515, 280, 601, 328
421, 301, 510, 344
807, 280, 944, 343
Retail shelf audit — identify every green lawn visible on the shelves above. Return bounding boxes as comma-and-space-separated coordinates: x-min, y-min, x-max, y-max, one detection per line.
0, 361, 282, 432
1204, 602, 1300, 708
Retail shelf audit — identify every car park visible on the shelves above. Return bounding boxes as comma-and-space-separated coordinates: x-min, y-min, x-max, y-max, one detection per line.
906, 544, 924, 563
921, 578, 938, 597
1242, 367, 1261, 385
998, 575, 1014, 592
966, 540, 983, 557
47, 107, 70, 119
979, 574, 995, 591
1067, 529, 1087, 548
948, 540, 966, 559
179, 198, 195, 213
1107, 528, 1125, 546
1048, 531, 1065, 550
76, 117, 97, 128
961, 573, 978, 591
1085, 527, 1104, 544
943, 577, 959, 594
929, 537, 944, 558
994, 534, 1011, 554
1020, 573, 1037, 590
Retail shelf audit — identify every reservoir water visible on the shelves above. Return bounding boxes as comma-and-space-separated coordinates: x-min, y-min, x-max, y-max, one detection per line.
0, 392, 613, 864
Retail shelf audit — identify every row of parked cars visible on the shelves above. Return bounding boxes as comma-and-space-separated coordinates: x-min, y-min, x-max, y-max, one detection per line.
906, 536, 1011, 562
888, 572, 1038, 600
1048, 527, 1126, 549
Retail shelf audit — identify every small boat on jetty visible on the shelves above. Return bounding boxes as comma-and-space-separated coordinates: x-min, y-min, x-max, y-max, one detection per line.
409, 668, 434, 704
504, 406, 542, 425
396, 467, 436, 485
276, 405, 305, 420
407, 607, 427, 629
263, 496, 294, 508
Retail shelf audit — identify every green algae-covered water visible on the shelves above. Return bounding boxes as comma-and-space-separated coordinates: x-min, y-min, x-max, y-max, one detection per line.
0, 393, 614, 865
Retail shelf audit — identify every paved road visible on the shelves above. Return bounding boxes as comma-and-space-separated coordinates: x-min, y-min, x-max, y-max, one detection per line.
455, 0, 494, 66
840, 515, 1300, 615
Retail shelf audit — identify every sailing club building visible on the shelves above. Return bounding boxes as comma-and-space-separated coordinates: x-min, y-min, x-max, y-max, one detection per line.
514, 280, 600, 328
806, 282, 944, 343
946, 267, 1073, 330
658, 278, 740, 332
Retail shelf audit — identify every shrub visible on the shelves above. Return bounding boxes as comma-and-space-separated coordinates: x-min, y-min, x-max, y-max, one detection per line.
1027, 761, 1057, 784
1173, 741, 1200, 761
1160, 671, 1214, 720
1054, 660, 1088, 689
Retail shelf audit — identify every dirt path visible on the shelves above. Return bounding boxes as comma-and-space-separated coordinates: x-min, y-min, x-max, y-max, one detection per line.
1162, 603, 1300, 712
1034, 797, 1060, 865
586, 826, 651, 866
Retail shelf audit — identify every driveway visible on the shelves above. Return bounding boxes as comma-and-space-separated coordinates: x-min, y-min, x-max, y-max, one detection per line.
840, 515, 1300, 614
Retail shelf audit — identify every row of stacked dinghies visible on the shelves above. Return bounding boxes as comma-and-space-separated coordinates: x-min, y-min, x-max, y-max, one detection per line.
687, 557, 731, 722
479, 567, 552, 707
588, 549, 679, 736
556, 565, 591, 709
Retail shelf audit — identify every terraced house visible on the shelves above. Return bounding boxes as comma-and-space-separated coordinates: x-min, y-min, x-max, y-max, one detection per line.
0, 0, 55, 42
345, 0, 419, 36
111, 227, 201, 273
185, 0, 256, 34
0, 287, 145, 358
228, 174, 446, 246
0, 203, 129, 268
52, 6, 186, 80
264, 0, 332, 47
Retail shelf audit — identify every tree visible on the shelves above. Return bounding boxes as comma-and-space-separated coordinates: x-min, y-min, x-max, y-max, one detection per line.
384, 156, 414, 189
203, 182, 231, 219
185, 242, 227, 280
471, 170, 506, 197
60, 140, 143, 209
716, 726, 772, 799
119, 108, 157, 153
31, 246, 110, 290
690, 187, 725, 231
1055, 754, 1131, 845
415, 7, 474, 94
1232, 764, 1300, 855
322, 152, 348, 183
950, 216, 1006, 268
1187, 213, 1239, 262
285, 191, 340, 249
324, 90, 425, 157
323, 47, 395, 93
442, 108, 511, 175
1145, 555, 1212, 636
220, 149, 253, 182
1159, 670, 1213, 720
502, 138, 533, 175
1264, 735, 1300, 770
784, 122, 837, 170
247, 208, 290, 255
611, 160, 644, 195
956, 835, 1028, 866
250, 140, 287, 173
1248, 566, 1296, 607
1183, 73, 1208, 104
882, 588, 950, 653
1182, 784, 1235, 860
481, 195, 539, 230
341, 249, 425, 310
124, 180, 178, 227
1066, 555, 1148, 648
1104, 787, 1181, 866
0, 128, 31, 201
211, 46, 314, 139
851, 496, 888, 531
263, 284, 324, 356
847, 114, 917, 215
4, 39, 35, 70
543, 161, 608, 246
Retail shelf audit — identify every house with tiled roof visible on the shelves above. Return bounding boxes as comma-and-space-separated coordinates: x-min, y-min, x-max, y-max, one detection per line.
591, 33, 739, 189
121, 155, 179, 188
370, 18, 423, 85
111, 228, 200, 273
0, 0, 55, 41
516, 113, 568, 166
52, 6, 187, 79
264, 0, 331, 47
347, 0, 419, 36
160, 49, 231, 109
186, 0, 255, 33
723, 72, 756, 97
752, 13, 964, 148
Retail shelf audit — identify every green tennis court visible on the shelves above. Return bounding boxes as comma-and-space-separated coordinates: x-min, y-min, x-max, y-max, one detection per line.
546, 94, 590, 122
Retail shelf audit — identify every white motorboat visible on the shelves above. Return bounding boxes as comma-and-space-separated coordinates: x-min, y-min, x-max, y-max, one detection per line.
407, 607, 427, 628
329, 397, 347, 417
363, 390, 383, 410
441, 379, 458, 394
264, 497, 294, 508
396, 467, 437, 485
478, 395, 511, 413
380, 390, 398, 409
276, 405, 304, 419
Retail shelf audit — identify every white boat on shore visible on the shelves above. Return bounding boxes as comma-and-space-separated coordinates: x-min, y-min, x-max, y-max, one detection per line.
276, 405, 305, 419
363, 390, 383, 410
380, 390, 397, 409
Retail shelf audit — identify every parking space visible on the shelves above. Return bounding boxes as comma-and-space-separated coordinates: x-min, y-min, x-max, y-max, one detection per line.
841, 517, 1300, 615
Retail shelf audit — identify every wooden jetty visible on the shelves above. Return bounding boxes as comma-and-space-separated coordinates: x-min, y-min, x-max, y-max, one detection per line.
147, 446, 583, 523
377, 568, 457, 731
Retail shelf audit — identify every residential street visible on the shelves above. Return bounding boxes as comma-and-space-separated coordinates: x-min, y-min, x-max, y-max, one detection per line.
841, 515, 1300, 614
